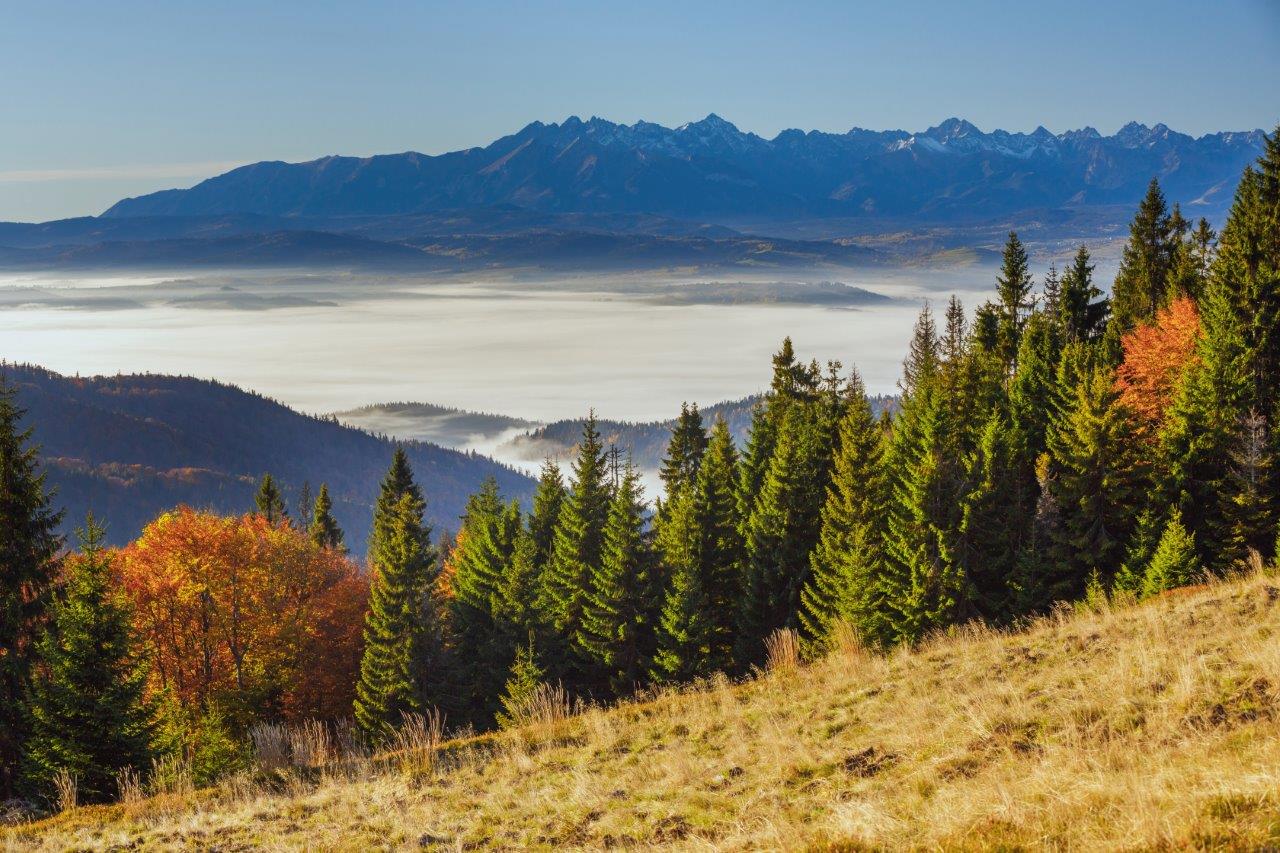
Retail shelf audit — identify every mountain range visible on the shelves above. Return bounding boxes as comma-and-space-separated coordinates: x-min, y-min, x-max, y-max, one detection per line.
102, 116, 1265, 223
0, 116, 1267, 272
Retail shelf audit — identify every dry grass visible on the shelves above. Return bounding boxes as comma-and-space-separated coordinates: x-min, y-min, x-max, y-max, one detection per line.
10, 567, 1280, 850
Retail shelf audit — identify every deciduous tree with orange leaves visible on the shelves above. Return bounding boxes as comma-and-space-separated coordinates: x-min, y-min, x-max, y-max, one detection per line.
115, 507, 368, 724
1115, 295, 1201, 434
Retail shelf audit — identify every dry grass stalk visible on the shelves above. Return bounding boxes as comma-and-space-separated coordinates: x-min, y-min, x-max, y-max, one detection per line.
147, 754, 193, 799
764, 627, 800, 673
287, 719, 332, 768
51, 770, 77, 814
391, 709, 445, 778
250, 722, 290, 772
115, 766, 144, 806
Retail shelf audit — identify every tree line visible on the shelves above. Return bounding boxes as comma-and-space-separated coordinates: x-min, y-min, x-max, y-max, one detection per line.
0, 127, 1277, 807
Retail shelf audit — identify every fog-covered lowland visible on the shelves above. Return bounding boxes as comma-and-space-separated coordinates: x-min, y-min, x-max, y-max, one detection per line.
0, 261, 1100, 424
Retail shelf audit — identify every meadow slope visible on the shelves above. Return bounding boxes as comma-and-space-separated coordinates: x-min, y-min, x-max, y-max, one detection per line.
10, 568, 1280, 850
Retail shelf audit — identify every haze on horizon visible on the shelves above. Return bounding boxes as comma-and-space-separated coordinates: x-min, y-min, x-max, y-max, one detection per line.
2, 0, 1277, 222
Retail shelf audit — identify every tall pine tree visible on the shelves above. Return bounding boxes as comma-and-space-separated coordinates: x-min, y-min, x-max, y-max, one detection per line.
1110, 178, 1174, 341
0, 376, 63, 798
653, 418, 743, 681
542, 414, 611, 677
25, 518, 157, 804
798, 369, 888, 646
307, 483, 345, 552
354, 450, 436, 743
995, 232, 1035, 373
254, 473, 287, 525
447, 479, 521, 726
577, 465, 656, 696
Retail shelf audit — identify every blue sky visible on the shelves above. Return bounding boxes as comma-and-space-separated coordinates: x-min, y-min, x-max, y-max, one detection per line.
2, 0, 1277, 222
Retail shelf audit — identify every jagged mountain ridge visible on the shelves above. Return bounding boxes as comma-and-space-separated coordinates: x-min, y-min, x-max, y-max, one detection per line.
103, 115, 1267, 223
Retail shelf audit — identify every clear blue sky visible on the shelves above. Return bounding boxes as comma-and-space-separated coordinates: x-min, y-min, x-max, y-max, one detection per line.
2, 0, 1277, 222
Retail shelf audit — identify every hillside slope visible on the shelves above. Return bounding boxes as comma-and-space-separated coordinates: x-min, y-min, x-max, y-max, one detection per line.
13, 568, 1280, 849
3, 364, 534, 553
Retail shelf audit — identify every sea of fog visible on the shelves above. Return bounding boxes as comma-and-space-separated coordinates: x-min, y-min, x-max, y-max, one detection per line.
0, 267, 1027, 423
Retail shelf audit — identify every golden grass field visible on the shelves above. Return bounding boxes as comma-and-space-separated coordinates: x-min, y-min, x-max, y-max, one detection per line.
8, 567, 1280, 851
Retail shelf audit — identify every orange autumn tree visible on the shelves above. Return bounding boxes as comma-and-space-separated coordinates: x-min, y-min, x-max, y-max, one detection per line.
116, 507, 368, 723
1115, 295, 1201, 434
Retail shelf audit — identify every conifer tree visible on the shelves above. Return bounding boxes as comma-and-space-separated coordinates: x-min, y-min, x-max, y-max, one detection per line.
658, 403, 708, 506
543, 415, 610, 635
736, 401, 832, 663
1160, 129, 1280, 569
1009, 312, 1063, 461
0, 376, 63, 798
1059, 245, 1109, 344
448, 479, 521, 724
528, 460, 567, 573
1037, 368, 1145, 606
254, 473, 287, 525
495, 640, 546, 730
577, 465, 656, 696
738, 339, 814, 526
296, 481, 313, 526
354, 451, 435, 743
995, 232, 1035, 372
900, 305, 940, 395
798, 370, 888, 646
653, 419, 743, 681
880, 375, 972, 644
25, 518, 157, 804
307, 483, 345, 552
495, 529, 548, 649
1142, 510, 1203, 597
1110, 178, 1174, 338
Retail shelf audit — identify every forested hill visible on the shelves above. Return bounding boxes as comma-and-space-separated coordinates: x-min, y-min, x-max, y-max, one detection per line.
2, 364, 534, 553
503, 394, 899, 472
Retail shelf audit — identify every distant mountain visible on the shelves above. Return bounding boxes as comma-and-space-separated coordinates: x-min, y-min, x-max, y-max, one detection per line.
3, 364, 534, 554
0, 224, 876, 272
500, 394, 900, 475
103, 116, 1267, 224
334, 402, 537, 448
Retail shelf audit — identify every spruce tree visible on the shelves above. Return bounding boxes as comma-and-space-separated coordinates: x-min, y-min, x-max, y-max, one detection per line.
296, 481, 313, 527
653, 418, 743, 681
354, 451, 435, 743
448, 479, 521, 725
254, 473, 287, 525
1160, 130, 1280, 569
542, 415, 611, 676
1058, 245, 1109, 344
528, 460, 567, 573
798, 369, 888, 646
577, 465, 656, 696
880, 375, 972, 644
736, 401, 830, 663
1038, 368, 1145, 606
0, 376, 63, 798
308, 483, 346, 552
25, 518, 157, 804
737, 339, 819, 528
495, 529, 548, 650
658, 403, 708, 506
995, 232, 1035, 373
495, 640, 546, 730
1142, 510, 1203, 597
1110, 178, 1174, 339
